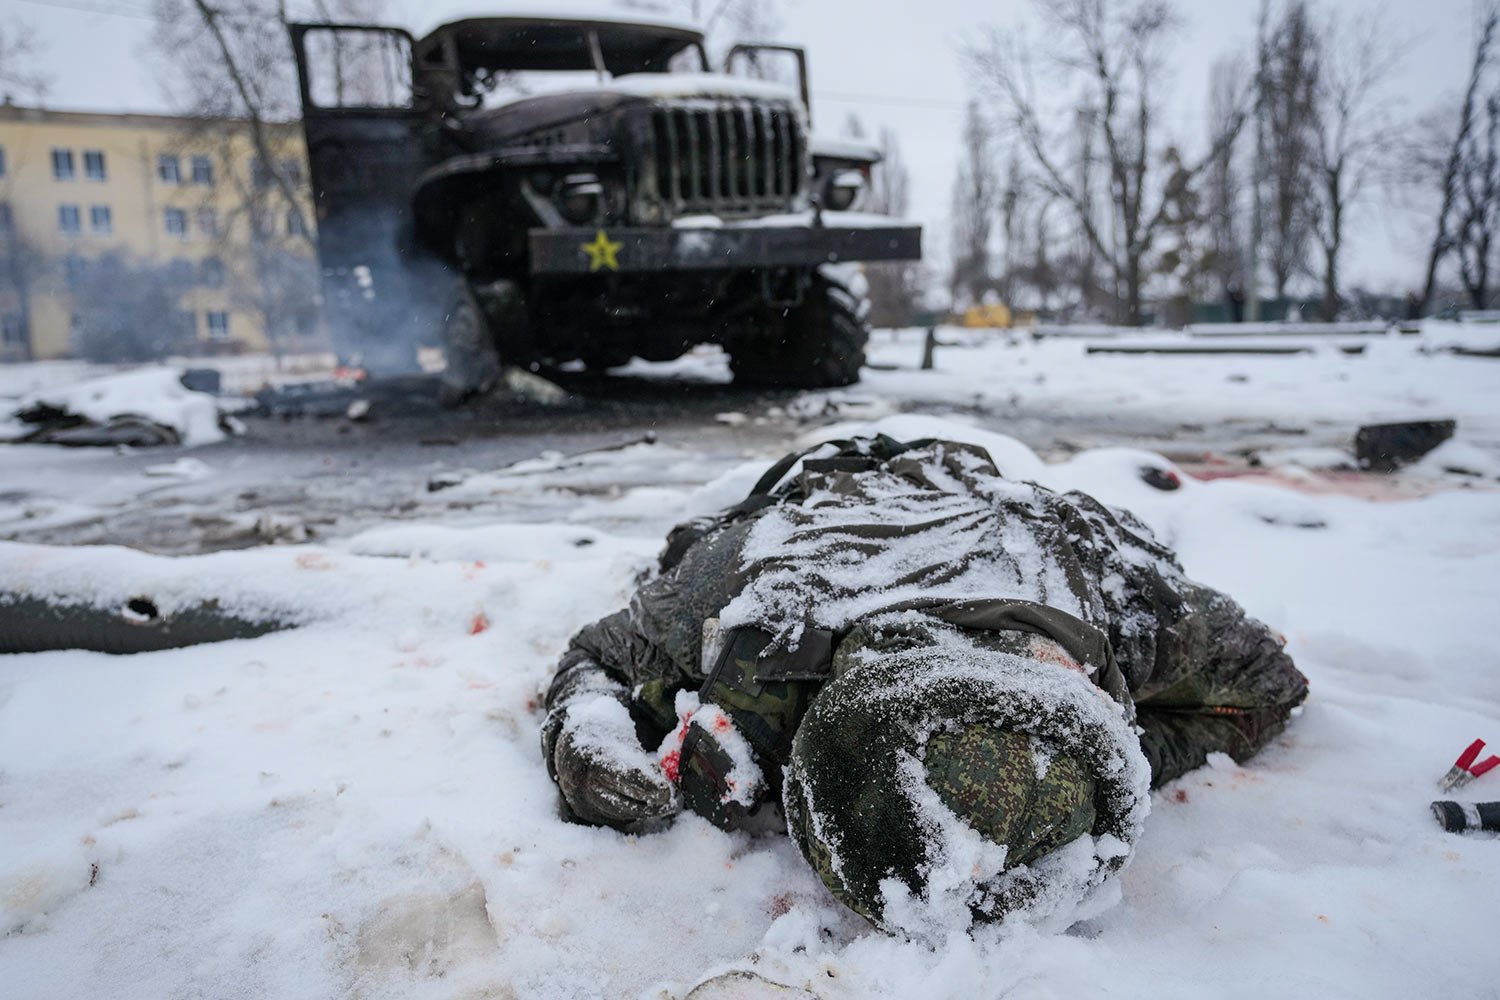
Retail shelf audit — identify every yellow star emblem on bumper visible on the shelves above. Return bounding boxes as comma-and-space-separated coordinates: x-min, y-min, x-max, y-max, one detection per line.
581, 230, 623, 272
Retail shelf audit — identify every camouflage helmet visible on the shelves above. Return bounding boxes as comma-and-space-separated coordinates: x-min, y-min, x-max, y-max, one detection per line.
782, 621, 1150, 935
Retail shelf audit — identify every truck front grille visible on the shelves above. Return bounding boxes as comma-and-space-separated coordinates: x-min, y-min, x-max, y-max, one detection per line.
649, 100, 804, 217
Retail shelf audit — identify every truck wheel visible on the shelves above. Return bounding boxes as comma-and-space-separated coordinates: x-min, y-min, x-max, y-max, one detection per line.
439, 279, 503, 402
729, 268, 869, 388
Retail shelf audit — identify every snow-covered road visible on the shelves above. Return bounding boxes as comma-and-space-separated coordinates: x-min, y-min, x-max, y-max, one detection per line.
2, 326, 1498, 998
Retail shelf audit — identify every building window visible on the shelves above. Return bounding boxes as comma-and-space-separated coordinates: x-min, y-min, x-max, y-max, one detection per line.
0, 202, 11, 233
201, 257, 226, 288
52, 149, 75, 181
191, 155, 214, 185
205, 310, 230, 341
287, 207, 308, 238
84, 150, 107, 182
58, 204, 82, 235
163, 207, 188, 239
157, 154, 181, 184
0, 146, 7, 178
1, 313, 23, 347
197, 208, 219, 238
90, 205, 112, 235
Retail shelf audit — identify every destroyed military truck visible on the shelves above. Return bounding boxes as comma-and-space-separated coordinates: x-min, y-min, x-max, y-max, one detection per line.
287, 12, 923, 395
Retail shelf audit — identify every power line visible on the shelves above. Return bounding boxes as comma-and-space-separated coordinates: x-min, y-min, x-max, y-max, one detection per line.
819, 90, 964, 111
13, 0, 158, 20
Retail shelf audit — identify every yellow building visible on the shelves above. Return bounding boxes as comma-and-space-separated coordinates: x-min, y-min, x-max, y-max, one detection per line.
0, 102, 318, 362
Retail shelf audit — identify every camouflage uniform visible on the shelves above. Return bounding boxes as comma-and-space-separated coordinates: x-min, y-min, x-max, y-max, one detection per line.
541, 436, 1308, 924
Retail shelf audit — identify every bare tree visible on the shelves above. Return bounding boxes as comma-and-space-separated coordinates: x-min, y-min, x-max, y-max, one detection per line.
974, 0, 1248, 325
1256, 0, 1322, 302
151, 0, 311, 239
1153, 146, 1208, 324
1419, 2, 1500, 312
1205, 55, 1250, 303
997, 153, 1028, 309
149, 0, 387, 359
1309, 13, 1398, 320
0, 20, 48, 102
949, 100, 1000, 307
694, 0, 784, 73
68, 254, 199, 363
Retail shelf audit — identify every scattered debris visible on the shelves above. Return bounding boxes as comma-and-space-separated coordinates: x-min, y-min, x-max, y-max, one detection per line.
254, 367, 570, 420
1139, 466, 1182, 491
18, 413, 182, 448
8, 369, 231, 447
254, 513, 311, 544
427, 472, 469, 493
179, 369, 222, 394
144, 458, 213, 480
1354, 420, 1457, 472
255, 374, 445, 420
1249, 447, 1358, 472
498, 367, 570, 407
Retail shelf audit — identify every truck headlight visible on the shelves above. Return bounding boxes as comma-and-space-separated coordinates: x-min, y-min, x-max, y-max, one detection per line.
558, 173, 604, 224
823, 170, 865, 213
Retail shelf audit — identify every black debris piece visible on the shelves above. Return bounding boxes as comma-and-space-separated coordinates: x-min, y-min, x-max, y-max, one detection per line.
1354, 420, 1457, 472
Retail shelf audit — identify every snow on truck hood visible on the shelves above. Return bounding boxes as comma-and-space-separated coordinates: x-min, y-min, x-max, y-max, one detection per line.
589, 73, 799, 103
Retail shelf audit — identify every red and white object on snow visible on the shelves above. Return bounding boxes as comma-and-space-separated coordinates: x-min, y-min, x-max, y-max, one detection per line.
1438, 738, 1500, 792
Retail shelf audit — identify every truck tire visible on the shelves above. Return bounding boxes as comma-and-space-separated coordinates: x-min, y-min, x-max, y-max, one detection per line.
440, 279, 500, 401
729, 268, 869, 388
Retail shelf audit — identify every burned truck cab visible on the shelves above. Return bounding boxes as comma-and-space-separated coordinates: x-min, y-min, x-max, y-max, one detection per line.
289, 14, 921, 392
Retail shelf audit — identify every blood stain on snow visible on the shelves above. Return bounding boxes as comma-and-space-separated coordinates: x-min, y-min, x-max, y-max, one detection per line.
661, 750, 682, 783
469, 613, 490, 635
1317, 914, 1330, 925
1173, 789, 1189, 804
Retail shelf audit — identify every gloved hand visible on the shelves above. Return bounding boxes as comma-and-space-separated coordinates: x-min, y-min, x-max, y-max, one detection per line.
543, 694, 678, 828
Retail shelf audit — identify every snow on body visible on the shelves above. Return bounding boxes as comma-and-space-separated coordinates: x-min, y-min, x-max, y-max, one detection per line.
1, 410, 1498, 997
719, 447, 1091, 642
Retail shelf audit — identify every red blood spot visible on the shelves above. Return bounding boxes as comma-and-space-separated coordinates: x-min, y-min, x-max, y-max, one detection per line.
712, 715, 732, 733
661, 750, 681, 783
473, 561, 486, 570
1173, 789, 1189, 804
468, 613, 490, 635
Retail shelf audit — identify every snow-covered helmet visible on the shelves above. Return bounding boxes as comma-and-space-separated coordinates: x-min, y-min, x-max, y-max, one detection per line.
782, 623, 1151, 935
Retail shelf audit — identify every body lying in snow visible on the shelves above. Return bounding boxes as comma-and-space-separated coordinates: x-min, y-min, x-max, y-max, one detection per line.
540, 436, 1309, 932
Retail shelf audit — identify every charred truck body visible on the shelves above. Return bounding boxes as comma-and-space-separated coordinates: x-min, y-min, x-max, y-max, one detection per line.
288, 14, 922, 393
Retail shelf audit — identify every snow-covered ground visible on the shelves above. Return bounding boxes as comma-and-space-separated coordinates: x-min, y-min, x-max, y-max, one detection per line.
2, 324, 1499, 998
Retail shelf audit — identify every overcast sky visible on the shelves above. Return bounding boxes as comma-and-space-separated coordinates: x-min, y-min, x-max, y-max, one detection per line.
5, 0, 1484, 291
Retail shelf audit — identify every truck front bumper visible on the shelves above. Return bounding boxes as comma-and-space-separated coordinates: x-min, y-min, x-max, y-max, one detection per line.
528, 215, 921, 276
